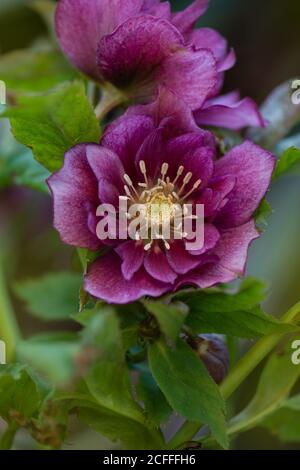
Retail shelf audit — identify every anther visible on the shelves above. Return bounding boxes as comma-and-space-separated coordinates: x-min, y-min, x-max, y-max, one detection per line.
178, 171, 193, 195
124, 174, 139, 198
183, 172, 193, 185
161, 163, 169, 181
173, 165, 184, 185
180, 178, 202, 201
163, 240, 170, 250
124, 185, 133, 198
139, 160, 148, 185
124, 174, 133, 186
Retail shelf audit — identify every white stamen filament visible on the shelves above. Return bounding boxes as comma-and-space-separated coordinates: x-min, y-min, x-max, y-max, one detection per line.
161, 162, 169, 181
122, 161, 202, 252
180, 179, 202, 201
173, 165, 184, 185
139, 160, 148, 185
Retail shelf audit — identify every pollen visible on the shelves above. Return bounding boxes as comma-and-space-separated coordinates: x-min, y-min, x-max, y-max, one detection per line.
122, 160, 201, 251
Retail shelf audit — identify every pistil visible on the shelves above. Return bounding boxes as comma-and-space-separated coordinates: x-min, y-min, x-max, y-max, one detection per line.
122, 160, 202, 251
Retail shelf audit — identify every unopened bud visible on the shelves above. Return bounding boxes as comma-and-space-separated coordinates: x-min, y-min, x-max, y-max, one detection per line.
186, 334, 229, 384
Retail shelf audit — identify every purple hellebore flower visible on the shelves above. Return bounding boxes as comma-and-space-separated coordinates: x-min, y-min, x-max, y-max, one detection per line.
48, 89, 275, 304
55, 0, 262, 130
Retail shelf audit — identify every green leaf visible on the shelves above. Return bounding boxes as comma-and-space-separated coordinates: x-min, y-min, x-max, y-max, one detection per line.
261, 395, 300, 443
227, 346, 300, 437
0, 364, 50, 423
5, 81, 100, 171
177, 279, 297, 338
79, 405, 164, 450
0, 364, 67, 449
16, 332, 81, 385
137, 370, 172, 427
83, 308, 145, 423
273, 147, 300, 180
0, 49, 76, 94
186, 306, 295, 339
149, 338, 228, 448
0, 120, 49, 193
176, 278, 267, 311
14, 271, 82, 321
142, 300, 188, 340
0, 147, 49, 193
76, 308, 166, 449
254, 199, 273, 227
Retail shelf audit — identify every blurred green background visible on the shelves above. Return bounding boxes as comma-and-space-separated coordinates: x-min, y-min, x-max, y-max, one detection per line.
0, 0, 300, 450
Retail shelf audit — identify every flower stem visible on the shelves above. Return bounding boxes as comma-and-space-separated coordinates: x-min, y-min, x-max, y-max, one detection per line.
94, 84, 125, 121
0, 423, 18, 450
168, 301, 300, 449
0, 261, 21, 362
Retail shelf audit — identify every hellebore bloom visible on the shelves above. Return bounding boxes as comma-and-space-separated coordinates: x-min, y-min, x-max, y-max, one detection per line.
55, 0, 217, 110
56, 0, 263, 129
48, 90, 275, 304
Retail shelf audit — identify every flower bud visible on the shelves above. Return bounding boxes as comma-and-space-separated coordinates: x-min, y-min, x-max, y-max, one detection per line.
186, 334, 229, 384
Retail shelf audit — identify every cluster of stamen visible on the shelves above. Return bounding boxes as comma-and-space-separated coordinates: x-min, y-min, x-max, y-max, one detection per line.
123, 161, 201, 251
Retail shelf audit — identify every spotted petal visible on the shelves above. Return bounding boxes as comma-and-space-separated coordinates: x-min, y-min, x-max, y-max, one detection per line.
85, 252, 171, 304
47, 144, 101, 250
214, 141, 275, 228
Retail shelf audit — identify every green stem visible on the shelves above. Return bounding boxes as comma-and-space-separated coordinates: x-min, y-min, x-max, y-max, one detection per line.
0, 423, 18, 450
87, 81, 96, 106
0, 262, 21, 362
168, 301, 300, 449
94, 84, 125, 121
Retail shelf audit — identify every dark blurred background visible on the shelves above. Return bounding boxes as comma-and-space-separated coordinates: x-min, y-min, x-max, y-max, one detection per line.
0, 0, 300, 449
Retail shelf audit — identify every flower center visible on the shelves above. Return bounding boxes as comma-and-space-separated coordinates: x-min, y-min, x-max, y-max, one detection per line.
122, 161, 201, 251
145, 192, 175, 228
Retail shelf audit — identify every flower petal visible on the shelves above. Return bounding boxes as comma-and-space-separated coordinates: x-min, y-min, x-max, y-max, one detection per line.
175, 212, 260, 291
214, 141, 275, 228
195, 97, 265, 131
217, 48, 236, 72
188, 28, 228, 62
143, 0, 171, 18
165, 132, 215, 188
196, 175, 236, 219
47, 144, 101, 250
101, 115, 155, 176
172, 0, 209, 34
176, 263, 236, 290
97, 179, 121, 207
135, 126, 167, 180
157, 47, 217, 110
115, 240, 145, 280
126, 86, 199, 135
144, 248, 177, 283
86, 144, 125, 190
55, 0, 145, 80
209, 91, 241, 106
187, 223, 220, 255
166, 241, 203, 274
214, 220, 259, 275
98, 15, 184, 90
85, 252, 171, 303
